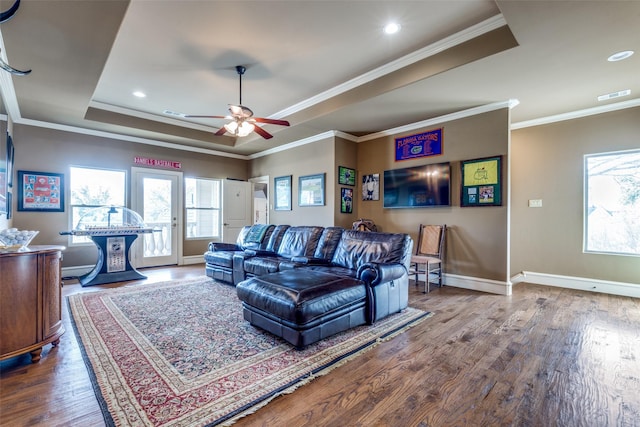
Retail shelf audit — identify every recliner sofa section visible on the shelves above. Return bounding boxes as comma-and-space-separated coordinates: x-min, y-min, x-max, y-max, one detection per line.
233, 225, 333, 284
204, 224, 289, 284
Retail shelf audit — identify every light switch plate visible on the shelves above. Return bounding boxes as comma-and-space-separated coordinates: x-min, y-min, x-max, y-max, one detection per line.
528, 199, 543, 208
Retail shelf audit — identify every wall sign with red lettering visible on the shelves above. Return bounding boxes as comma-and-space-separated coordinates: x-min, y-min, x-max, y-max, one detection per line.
134, 156, 182, 170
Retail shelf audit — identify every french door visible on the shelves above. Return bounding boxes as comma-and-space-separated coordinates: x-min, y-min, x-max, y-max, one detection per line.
131, 167, 182, 267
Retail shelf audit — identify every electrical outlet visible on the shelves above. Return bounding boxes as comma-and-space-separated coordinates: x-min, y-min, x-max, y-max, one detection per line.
528, 199, 543, 208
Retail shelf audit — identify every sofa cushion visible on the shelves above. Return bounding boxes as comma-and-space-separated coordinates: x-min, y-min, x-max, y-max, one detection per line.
276, 226, 324, 259
331, 230, 410, 270
263, 225, 290, 253
242, 256, 282, 276
304, 264, 358, 278
203, 250, 235, 268
313, 227, 344, 259
236, 269, 366, 325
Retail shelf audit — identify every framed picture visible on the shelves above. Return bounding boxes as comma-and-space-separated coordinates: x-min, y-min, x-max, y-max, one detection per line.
298, 173, 325, 206
340, 187, 353, 213
17, 170, 65, 212
461, 156, 502, 207
361, 173, 379, 201
338, 166, 356, 186
273, 175, 292, 211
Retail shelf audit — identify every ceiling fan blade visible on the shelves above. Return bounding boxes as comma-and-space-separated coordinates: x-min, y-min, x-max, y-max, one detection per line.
252, 124, 274, 139
184, 115, 227, 119
214, 127, 228, 136
253, 117, 290, 127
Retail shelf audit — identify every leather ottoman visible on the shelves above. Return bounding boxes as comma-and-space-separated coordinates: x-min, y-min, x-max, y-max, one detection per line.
236, 269, 368, 349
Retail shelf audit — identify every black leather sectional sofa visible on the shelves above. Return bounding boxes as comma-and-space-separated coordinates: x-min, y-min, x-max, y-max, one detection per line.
204, 224, 414, 348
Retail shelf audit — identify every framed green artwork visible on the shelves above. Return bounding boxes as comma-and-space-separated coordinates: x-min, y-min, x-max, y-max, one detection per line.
461, 156, 502, 207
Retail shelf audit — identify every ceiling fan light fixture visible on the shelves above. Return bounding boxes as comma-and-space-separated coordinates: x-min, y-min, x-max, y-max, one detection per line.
224, 120, 255, 137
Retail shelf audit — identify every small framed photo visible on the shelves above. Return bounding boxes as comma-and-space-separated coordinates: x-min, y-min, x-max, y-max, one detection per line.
361, 173, 379, 201
17, 170, 65, 212
340, 187, 353, 213
299, 173, 325, 207
273, 175, 292, 211
461, 156, 502, 207
338, 166, 356, 186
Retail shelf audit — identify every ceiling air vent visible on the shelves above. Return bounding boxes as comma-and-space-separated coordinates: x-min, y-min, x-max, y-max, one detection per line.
163, 109, 185, 117
597, 89, 631, 101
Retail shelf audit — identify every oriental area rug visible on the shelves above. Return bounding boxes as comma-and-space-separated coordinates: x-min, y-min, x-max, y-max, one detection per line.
68, 277, 432, 427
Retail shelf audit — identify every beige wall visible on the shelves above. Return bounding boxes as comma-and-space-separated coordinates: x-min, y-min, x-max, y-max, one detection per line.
250, 136, 336, 227
511, 107, 640, 285
5, 105, 638, 288
334, 137, 358, 229
10, 124, 247, 266
356, 109, 510, 282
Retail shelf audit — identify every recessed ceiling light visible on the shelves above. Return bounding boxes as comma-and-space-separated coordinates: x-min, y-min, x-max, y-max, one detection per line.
384, 22, 401, 35
133, 91, 146, 98
607, 50, 634, 62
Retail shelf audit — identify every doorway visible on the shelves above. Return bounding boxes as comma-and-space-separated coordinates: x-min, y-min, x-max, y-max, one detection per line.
131, 167, 182, 267
250, 176, 269, 224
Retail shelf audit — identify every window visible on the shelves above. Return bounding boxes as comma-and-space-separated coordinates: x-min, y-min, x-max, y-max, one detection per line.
69, 166, 126, 244
185, 177, 221, 239
585, 150, 640, 256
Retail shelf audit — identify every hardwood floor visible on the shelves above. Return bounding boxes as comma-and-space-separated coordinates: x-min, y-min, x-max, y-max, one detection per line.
1, 265, 639, 426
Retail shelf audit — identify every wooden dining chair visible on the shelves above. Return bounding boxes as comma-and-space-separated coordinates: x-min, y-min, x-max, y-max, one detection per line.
409, 224, 446, 293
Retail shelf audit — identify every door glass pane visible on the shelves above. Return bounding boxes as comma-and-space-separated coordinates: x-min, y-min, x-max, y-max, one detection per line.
143, 177, 172, 258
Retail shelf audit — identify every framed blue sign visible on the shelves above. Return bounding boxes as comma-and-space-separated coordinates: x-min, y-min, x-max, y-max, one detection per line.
395, 128, 443, 161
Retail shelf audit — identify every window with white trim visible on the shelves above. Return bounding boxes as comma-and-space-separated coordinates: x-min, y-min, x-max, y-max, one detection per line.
185, 177, 221, 239
69, 166, 126, 244
585, 149, 640, 256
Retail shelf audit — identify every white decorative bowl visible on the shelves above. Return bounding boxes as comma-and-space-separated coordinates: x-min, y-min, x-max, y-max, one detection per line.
0, 229, 39, 252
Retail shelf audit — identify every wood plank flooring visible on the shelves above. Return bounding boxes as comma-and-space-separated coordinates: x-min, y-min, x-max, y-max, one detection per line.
1, 265, 639, 426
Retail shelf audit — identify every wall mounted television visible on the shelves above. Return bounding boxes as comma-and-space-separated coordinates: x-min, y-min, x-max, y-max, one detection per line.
383, 162, 451, 208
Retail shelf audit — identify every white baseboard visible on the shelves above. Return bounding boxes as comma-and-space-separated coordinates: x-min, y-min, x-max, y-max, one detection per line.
442, 273, 512, 296
514, 271, 640, 299
62, 258, 205, 278
61, 265, 93, 278
182, 255, 205, 265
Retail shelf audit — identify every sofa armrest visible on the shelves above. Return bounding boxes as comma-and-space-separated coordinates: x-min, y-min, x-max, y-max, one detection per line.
357, 262, 407, 286
209, 242, 239, 252
243, 249, 278, 257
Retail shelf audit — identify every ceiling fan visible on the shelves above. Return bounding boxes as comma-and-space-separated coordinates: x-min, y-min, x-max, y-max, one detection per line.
185, 65, 290, 139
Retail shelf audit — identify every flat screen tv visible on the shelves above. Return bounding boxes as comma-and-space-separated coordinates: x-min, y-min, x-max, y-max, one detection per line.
383, 162, 451, 208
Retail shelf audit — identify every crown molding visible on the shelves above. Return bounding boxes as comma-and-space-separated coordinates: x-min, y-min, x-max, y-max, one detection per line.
14, 117, 247, 160
88, 100, 219, 133
511, 98, 640, 130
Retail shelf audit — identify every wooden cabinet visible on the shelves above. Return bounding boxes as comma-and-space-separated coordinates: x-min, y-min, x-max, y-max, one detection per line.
0, 246, 65, 363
